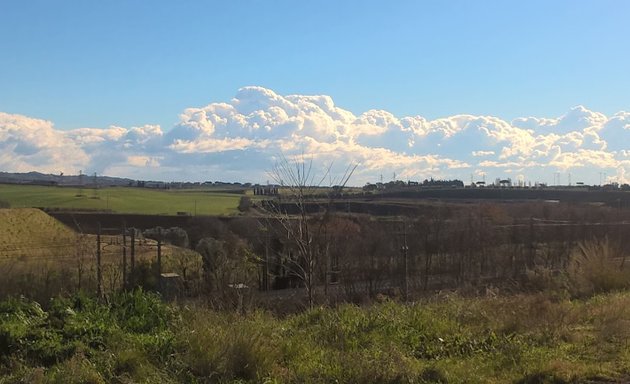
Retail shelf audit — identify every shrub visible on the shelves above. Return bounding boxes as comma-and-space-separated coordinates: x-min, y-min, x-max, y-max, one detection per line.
567, 238, 630, 297
109, 289, 172, 334
113, 348, 153, 380
589, 293, 630, 344
45, 353, 105, 384
419, 367, 448, 383
524, 266, 569, 297
143, 227, 189, 248
178, 310, 279, 382
515, 371, 568, 384
238, 196, 252, 212
494, 294, 575, 343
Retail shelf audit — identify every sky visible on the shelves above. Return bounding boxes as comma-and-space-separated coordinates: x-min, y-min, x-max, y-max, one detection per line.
1, 0, 629, 186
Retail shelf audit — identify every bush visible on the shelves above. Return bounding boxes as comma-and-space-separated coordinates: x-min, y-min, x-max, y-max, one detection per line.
0, 297, 75, 366
109, 289, 172, 334
567, 238, 630, 297
179, 311, 278, 382
515, 371, 568, 384
524, 238, 630, 299
143, 226, 189, 248
420, 367, 448, 383
45, 353, 105, 384
238, 196, 252, 212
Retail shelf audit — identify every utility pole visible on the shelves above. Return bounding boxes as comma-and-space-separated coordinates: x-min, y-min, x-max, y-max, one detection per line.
96, 223, 103, 298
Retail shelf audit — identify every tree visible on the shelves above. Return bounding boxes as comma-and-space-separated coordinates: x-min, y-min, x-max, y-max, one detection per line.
196, 236, 258, 310
143, 227, 189, 248
266, 154, 357, 308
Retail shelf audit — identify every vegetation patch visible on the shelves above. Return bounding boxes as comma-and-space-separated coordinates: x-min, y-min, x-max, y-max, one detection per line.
0, 208, 76, 250
2, 290, 630, 383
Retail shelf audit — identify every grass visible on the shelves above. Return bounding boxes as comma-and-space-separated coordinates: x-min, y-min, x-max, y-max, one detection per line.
0, 208, 204, 300
0, 208, 77, 255
0, 184, 244, 215
3, 290, 630, 383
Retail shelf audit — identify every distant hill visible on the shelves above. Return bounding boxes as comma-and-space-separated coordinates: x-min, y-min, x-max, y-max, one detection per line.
0, 171, 259, 190
0, 171, 134, 187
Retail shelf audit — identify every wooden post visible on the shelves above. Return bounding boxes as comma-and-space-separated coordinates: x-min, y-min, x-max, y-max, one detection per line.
97, 223, 103, 298
157, 229, 162, 279
528, 216, 535, 269
122, 224, 127, 290
130, 229, 136, 287
402, 222, 409, 302
263, 230, 269, 291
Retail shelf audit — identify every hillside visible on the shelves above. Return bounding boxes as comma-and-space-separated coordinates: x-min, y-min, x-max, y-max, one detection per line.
0, 208, 77, 256
0, 208, 204, 300
0, 171, 134, 186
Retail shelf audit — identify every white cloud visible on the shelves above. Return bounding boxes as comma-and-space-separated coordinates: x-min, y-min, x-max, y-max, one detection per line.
127, 156, 162, 168
0, 112, 88, 173
169, 137, 269, 153
0, 87, 629, 185
472, 150, 495, 157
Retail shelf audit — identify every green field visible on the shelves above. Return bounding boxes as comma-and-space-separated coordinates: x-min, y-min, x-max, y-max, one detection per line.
0, 184, 245, 215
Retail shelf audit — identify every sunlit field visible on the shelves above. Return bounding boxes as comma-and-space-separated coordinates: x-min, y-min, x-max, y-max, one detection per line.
0, 184, 243, 215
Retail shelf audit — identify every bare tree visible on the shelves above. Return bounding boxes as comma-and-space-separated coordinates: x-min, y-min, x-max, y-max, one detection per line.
266, 154, 357, 308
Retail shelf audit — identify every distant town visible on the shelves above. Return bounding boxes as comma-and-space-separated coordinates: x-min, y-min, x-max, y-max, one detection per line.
2, 170, 628, 192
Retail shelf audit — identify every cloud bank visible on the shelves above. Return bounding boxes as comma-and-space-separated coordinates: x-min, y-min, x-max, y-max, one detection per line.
1, 87, 629, 185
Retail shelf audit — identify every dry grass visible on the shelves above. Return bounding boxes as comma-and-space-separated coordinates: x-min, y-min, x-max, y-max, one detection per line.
567, 238, 630, 297
0, 208, 77, 256
0, 209, 202, 299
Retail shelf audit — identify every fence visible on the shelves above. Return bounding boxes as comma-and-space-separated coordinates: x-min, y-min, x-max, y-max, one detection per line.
0, 224, 201, 302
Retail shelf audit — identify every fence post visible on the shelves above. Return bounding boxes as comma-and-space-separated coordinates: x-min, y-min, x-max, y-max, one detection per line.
130, 229, 136, 287
122, 224, 127, 290
157, 228, 162, 281
97, 223, 103, 298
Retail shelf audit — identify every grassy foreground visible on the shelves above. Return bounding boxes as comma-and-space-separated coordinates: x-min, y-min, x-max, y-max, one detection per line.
0, 185, 243, 215
2, 290, 630, 383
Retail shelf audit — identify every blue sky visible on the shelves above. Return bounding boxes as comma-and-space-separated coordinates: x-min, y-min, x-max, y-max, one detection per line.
1, 1, 629, 185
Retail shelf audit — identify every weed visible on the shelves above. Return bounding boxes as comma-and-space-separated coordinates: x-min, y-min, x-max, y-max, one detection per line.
419, 367, 448, 383
45, 353, 105, 384
515, 371, 568, 384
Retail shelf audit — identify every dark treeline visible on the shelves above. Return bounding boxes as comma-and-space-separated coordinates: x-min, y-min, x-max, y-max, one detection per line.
3, 201, 630, 309
189, 201, 630, 307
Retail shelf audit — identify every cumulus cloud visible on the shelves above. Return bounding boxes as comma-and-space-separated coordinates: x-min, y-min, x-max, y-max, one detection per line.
0, 112, 88, 173
0, 87, 629, 185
